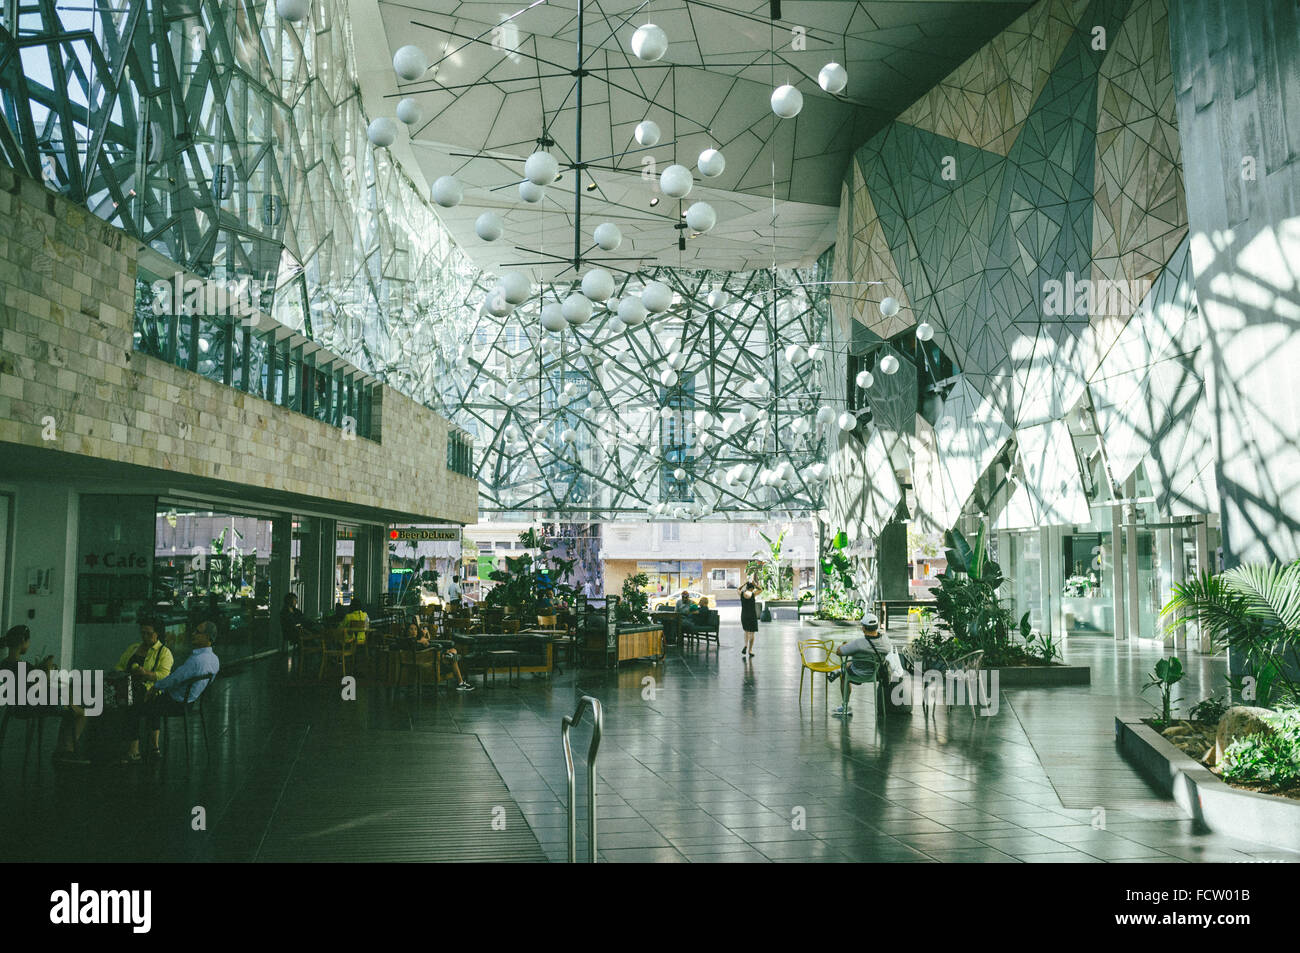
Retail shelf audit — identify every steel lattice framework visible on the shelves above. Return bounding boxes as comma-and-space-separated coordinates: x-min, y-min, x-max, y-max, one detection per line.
0, 0, 833, 519
441, 259, 833, 519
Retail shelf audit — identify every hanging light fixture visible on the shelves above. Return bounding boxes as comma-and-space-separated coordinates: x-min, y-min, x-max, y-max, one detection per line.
630, 23, 668, 61
367, 117, 397, 147
659, 165, 693, 199
396, 98, 422, 125
475, 212, 504, 241
276, 0, 310, 22
697, 148, 726, 178
634, 120, 661, 147
879, 354, 900, 375
431, 175, 463, 207
524, 150, 560, 185
771, 84, 803, 118
879, 296, 900, 317
818, 63, 848, 94
392, 44, 427, 81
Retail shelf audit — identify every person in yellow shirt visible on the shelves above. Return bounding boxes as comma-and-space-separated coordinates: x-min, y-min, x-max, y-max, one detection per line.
114, 616, 173, 762
342, 605, 369, 646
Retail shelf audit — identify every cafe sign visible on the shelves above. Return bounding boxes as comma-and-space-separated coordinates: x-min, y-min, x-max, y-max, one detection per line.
390, 528, 461, 542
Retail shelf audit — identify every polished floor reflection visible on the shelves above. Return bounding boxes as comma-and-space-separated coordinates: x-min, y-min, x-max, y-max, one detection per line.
0, 617, 1294, 863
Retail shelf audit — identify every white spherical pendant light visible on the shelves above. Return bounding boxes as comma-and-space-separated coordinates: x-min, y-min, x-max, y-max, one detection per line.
431, 175, 462, 207
393, 45, 428, 82
791, 416, 811, 436
807, 343, 825, 362
475, 212, 504, 242
634, 120, 661, 147
367, 117, 397, 147
698, 432, 713, 449
531, 423, 549, 442
606, 316, 625, 335
580, 268, 615, 302
916, 322, 935, 342
673, 467, 686, 481
498, 271, 531, 305
706, 289, 730, 310
395, 98, 422, 125
818, 62, 848, 95
879, 354, 900, 375
855, 369, 874, 389
618, 297, 648, 326
740, 404, 758, 424
771, 84, 803, 119
561, 428, 578, 444
519, 180, 545, 203
541, 304, 567, 332
641, 280, 672, 313
694, 410, 714, 430
837, 411, 857, 432
276, 0, 310, 23
684, 201, 716, 233
562, 293, 593, 326
697, 148, 726, 178
593, 222, 623, 251
879, 296, 900, 317
486, 293, 514, 318
659, 164, 693, 199
784, 343, 806, 364
630, 23, 668, 62
667, 351, 687, 371
660, 368, 678, 387
815, 406, 835, 427
524, 150, 560, 186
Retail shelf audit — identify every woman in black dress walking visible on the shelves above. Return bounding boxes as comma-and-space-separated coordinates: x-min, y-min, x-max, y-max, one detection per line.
739, 579, 762, 657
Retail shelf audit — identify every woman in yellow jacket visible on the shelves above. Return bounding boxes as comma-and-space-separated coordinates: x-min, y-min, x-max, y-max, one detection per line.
114, 617, 173, 761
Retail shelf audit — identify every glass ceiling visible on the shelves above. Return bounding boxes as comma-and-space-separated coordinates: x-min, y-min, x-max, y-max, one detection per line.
0, 0, 832, 519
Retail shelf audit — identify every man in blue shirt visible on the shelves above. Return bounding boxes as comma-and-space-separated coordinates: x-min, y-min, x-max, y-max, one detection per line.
124, 621, 220, 763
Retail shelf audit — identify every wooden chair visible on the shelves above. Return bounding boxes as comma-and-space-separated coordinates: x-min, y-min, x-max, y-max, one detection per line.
319, 627, 357, 678
395, 644, 441, 702
298, 628, 325, 677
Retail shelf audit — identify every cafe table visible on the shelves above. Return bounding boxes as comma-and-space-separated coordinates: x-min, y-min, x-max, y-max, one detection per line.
451, 630, 556, 685
651, 610, 682, 646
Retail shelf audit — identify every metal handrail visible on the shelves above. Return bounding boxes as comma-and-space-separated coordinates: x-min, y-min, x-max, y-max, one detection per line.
561, 695, 603, 863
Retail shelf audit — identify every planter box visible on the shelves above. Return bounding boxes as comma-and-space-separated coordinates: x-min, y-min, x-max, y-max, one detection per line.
989, 665, 1090, 687
1115, 716, 1300, 852
802, 618, 860, 629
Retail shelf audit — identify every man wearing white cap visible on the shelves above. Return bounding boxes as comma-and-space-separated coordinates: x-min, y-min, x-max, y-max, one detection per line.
826, 611, 905, 717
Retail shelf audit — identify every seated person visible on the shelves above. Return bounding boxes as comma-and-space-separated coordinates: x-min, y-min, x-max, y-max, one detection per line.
415, 625, 473, 692
676, 591, 704, 633
116, 616, 175, 762
826, 612, 905, 717
124, 621, 220, 763
1, 624, 88, 764
280, 593, 309, 644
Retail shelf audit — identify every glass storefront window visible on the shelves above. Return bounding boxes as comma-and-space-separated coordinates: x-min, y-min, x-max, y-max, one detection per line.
1061, 531, 1114, 635
336, 523, 357, 607
153, 507, 274, 665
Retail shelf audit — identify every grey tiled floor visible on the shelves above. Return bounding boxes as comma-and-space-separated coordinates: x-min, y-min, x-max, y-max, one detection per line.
412, 619, 1300, 863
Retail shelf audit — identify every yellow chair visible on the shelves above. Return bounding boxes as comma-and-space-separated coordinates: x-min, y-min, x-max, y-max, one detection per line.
798, 638, 842, 706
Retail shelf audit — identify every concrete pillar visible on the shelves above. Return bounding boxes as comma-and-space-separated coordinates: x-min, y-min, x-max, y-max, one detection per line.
1126, 476, 1141, 641
5, 483, 79, 667
1195, 519, 1213, 654
271, 514, 292, 641
1169, 525, 1186, 651
1038, 525, 1056, 638
877, 519, 909, 602
1111, 502, 1126, 641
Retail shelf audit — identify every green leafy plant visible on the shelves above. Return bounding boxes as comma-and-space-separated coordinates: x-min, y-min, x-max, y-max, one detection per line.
751, 529, 795, 599
1161, 560, 1300, 707
1143, 656, 1185, 724
617, 572, 651, 624
812, 529, 864, 621
932, 522, 1034, 665
1019, 612, 1061, 664
1189, 694, 1230, 725
1220, 709, 1300, 787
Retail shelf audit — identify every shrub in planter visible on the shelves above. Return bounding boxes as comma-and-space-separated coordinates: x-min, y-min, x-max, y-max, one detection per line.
1220, 709, 1300, 786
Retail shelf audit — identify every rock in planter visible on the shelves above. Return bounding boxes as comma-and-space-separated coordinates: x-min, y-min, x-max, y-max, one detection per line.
1215, 706, 1276, 765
